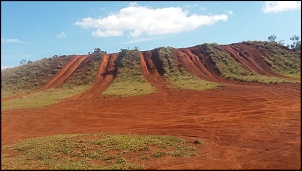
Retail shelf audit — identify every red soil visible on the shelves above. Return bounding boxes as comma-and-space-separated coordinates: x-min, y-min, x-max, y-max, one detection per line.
140, 51, 169, 92
187, 46, 223, 79
40, 55, 87, 90
221, 44, 284, 77
73, 53, 118, 99
1, 82, 300, 169
174, 48, 217, 82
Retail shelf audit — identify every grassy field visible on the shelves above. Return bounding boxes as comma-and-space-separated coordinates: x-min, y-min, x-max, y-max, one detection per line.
154, 47, 221, 90
102, 49, 156, 97
1, 85, 90, 111
1, 133, 201, 170
199, 43, 300, 83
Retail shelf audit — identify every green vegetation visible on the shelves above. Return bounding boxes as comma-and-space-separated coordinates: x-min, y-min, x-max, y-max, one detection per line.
243, 41, 301, 78
102, 49, 156, 97
1, 55, 73, 95
1, 85, 89, 111
64, 53, 103, 86
154, 47, 221, 90
1, 89, 33, 99
1, 133, 200, 170
199, 43, 299, 83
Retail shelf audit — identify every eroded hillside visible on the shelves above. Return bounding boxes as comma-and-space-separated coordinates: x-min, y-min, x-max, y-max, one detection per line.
1, 41, 300, 100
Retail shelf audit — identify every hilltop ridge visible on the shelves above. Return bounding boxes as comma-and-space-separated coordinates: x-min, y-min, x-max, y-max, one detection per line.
1, 41, 300, 100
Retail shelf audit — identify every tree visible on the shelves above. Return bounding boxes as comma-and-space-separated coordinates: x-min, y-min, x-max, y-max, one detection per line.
268, 34, 277, 42
93, 48, 101, 54
20, 59, 27, 65
289, 35, 301, 50
278, 39, 284, 46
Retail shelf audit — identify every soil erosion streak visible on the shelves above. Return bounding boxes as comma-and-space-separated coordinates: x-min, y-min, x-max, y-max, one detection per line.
140, 51, 169, 93
75, 53, 118, 99
176, 48, 217, 82
40, 55, 87, 90
221, 45, 284, 77
235, 44, 285, 77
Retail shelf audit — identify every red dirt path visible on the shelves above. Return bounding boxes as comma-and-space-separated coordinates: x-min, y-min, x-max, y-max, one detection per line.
140, 51, 169, 92
73, 53, 118, 99
40, 55, 87, 90
1, 82, 300, 169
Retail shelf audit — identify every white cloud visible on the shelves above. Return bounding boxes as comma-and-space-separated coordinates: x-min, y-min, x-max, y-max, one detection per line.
92, 29, 123, 37
1, 38, 32, 45
74, 3, 229, 38
57, 32, 67, 38
1, 38, 24, 44
262, 1, 301, 13
123, 36, 161, 44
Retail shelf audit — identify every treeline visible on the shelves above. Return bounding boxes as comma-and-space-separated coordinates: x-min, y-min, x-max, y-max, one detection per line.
268, 34, 301, 51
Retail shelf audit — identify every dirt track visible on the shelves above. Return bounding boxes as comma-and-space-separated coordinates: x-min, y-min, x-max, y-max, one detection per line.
40, 55, 87, 90
140, 51, 169, 92
1, 82, 300, 169
74, 53, 118, 99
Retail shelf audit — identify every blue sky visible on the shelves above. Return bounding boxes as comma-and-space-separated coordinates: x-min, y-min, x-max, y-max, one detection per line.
1, 1, 301, 69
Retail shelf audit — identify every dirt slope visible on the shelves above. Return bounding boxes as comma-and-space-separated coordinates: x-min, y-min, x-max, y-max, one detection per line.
39, 55, 87, 90
174, 48, 217, 82
186, 46, 224, 79
73, 53, 118, 99
221, 44, 284, 77
140, 51, 169, 92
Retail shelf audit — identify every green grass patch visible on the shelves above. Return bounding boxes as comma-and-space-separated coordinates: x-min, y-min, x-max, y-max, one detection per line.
155, 47, 221, 90
1, 85, 90, 111
102, 80, 155, 97
1, 89, 34, 99
1, 133, 200, 170
102, 49, 156, 97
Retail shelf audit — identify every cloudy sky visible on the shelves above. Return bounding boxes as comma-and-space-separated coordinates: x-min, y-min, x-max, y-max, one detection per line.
1, 1, 301, 69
